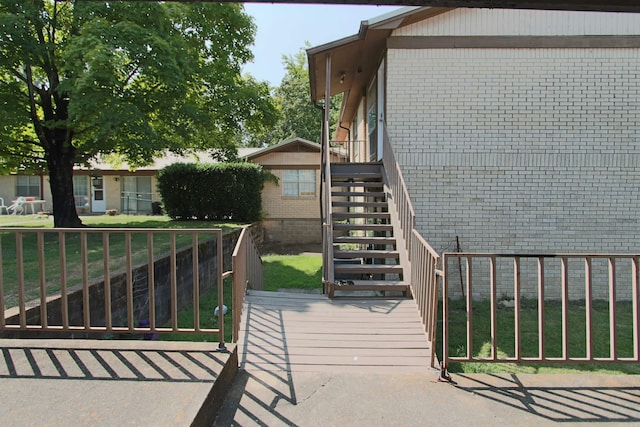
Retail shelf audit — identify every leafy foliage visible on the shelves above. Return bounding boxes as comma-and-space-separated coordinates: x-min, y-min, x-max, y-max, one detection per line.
0, 1, 277, 226
244, 45, 342, 146
157, 162, 268, 222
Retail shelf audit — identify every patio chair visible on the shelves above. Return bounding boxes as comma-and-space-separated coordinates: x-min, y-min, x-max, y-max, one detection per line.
0, 197, 7, 215
7, 197, 25, 215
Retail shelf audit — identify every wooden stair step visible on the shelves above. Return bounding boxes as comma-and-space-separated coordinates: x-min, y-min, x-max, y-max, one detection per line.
331, 181, 384, 188
334, 264, 404, 275
331, 191, 386, 198
332, 201, 388, 208
333, 212, 390, 220
334, 250, 400, 259
331, 173, 383, 182
333, 223, 393, 232
334, 236, 397, 245
331, 163, 382, 174
328, 280, 409, 297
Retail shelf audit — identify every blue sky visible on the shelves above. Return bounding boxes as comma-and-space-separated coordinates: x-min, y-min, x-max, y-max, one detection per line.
242, 4, 401, 86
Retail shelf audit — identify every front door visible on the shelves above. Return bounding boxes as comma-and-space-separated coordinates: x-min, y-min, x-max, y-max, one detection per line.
91, 175, 106, 212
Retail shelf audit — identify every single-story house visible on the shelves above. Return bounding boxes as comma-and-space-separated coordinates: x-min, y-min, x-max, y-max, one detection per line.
243, 137, 346, 244
0, 150, 255, 216
0, 138, 345, 245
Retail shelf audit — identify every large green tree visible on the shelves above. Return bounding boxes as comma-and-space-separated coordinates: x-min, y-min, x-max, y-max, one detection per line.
245, 45, 340, 147
0, 0, 276, 227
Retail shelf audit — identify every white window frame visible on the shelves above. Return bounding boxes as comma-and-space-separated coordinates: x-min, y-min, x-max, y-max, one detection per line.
282, 169, 316, 198
73, 176, 90, 208
16, 175, 40, 198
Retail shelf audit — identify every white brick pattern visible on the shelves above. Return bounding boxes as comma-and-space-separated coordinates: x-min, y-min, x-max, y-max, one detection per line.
387, 48, 640, 255
393, 8, 640, 36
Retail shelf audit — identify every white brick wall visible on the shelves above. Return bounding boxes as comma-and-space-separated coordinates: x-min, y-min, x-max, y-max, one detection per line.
393, 8, 640, 36
386, 48, 640, 257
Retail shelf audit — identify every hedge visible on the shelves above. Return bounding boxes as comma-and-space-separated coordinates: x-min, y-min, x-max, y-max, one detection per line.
157, 162, 269, 222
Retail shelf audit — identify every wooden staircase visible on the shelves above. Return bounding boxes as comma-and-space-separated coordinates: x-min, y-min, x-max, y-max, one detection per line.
327, 163, 410, 298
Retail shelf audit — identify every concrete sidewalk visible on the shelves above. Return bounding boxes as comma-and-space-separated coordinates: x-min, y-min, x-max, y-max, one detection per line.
214, 369, 640, 426
0, 338, 237, 426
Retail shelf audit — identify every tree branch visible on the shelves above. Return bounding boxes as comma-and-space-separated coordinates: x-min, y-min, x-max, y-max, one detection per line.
22, 62, 48, 147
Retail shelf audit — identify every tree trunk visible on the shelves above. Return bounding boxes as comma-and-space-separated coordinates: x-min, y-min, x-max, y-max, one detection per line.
47, 136, 83, 228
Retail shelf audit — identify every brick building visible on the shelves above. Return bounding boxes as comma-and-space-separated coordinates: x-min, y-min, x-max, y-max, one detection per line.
244, 138, 346, 245
308, 6, 640, 255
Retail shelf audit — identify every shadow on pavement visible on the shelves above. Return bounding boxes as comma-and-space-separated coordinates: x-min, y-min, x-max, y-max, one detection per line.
454, 373, 640, 423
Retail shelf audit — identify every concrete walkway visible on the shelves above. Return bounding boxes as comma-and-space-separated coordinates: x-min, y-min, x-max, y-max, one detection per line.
214, 291, 640, 426
0, 338, 236, 426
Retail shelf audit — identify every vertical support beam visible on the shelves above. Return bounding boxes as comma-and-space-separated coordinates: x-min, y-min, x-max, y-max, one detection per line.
585, 257, 593, 360
0, 234, 4, 330
441, 253, 449, 372
633, 256, 639, 361
466, 257, 473, 360
103, 232, 112, 331
81, 231, 90, 330
16, 232, 25, 328
193, 232, 200, 332
538, 257, 545, 360
170, 232, 178, 331
125, 231, 133, 332
561, 256, 569, 360
38, 231, 47, 329
147, 232, 155, 332
59, 231, 69, 329
608, 257, 617, 360
490, 256, 497, 361
323, 53, 333, 287
514, 256, 521, 361
217, 230, 225, 349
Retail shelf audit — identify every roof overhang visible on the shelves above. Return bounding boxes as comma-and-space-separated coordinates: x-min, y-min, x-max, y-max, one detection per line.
307, 7, 453, 140
146, 1, 640, 13
307, 7, 453, 103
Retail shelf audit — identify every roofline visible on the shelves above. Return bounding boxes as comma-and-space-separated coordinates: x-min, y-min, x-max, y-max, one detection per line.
243, 137, 321, 160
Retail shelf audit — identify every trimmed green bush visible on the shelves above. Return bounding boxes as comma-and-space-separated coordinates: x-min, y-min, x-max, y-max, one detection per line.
157, 162, 268, 222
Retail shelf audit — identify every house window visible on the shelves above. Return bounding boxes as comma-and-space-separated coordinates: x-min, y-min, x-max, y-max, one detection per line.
73, 176, 89, 208
282, 170, 316, 198
16, 176, 40, 198
121, 176, 152, 214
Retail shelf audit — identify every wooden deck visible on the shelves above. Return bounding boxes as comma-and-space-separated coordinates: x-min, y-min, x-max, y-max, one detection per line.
238, 290, 433, 373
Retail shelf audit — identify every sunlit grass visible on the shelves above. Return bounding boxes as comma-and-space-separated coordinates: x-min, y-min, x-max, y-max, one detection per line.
161, 278, 234, 344
0, 215, 244, 308
262, 254, 322, 292
439, 299, 640, 375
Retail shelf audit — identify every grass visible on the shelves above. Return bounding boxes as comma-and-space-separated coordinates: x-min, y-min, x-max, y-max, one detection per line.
164, 251, 322, 344
0, 214, 244, 308
261, 253, 322, 292
439, 298, 640, 375
160, 278, 234, 344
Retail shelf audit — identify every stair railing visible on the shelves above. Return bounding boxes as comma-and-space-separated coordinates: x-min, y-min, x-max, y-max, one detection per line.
382, 129, 415, 254
382, 128, 441, 366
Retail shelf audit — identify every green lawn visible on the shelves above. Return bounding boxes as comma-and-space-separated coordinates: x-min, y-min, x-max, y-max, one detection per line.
164, 252, 322, 344
440, 298, 639, 375
160, 278, 234, 344
0, 215, 244, 308
261, 253, 322, 292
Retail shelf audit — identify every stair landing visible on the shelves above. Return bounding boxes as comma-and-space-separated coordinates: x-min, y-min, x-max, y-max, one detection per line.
238, 290, 432, 373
